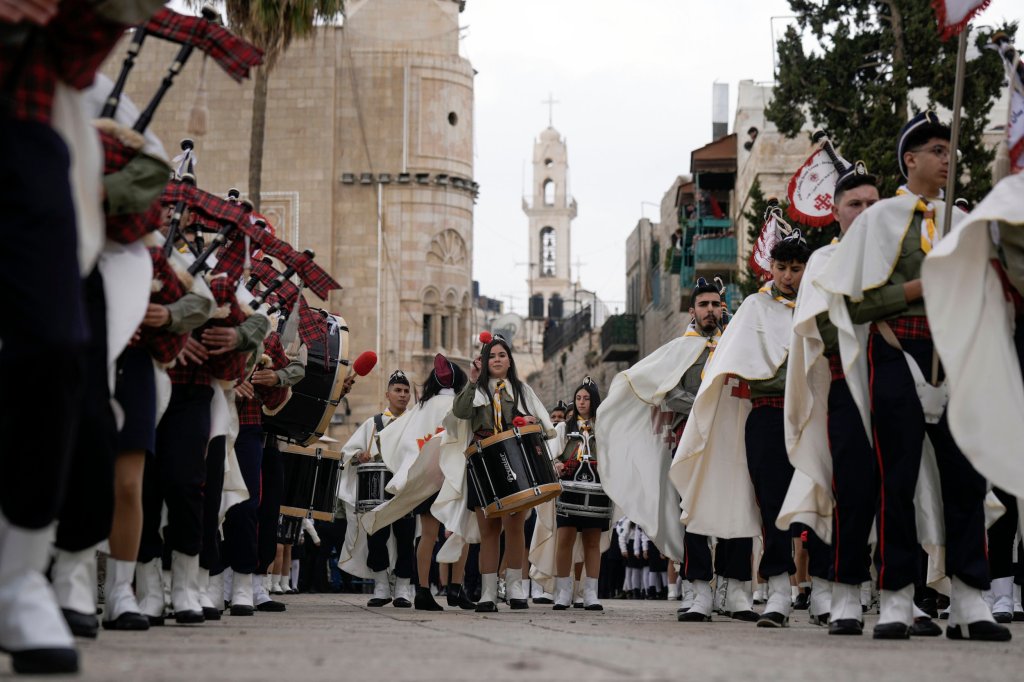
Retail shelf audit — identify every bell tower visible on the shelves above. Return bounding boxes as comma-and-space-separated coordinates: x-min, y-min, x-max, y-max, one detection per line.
523, 126, 577, 318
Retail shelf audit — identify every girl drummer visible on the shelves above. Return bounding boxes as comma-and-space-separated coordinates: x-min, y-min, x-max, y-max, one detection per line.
451, 335, 554, 612
551, 377, 607, 611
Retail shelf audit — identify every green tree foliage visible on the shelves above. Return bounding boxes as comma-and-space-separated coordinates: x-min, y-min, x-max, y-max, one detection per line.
766, 0, 1014, 202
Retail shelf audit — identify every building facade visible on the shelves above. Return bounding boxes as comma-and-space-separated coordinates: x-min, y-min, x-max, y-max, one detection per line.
104, 0, 476, 440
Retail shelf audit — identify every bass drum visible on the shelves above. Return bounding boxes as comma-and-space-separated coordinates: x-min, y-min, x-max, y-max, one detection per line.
264, 311, 350, 446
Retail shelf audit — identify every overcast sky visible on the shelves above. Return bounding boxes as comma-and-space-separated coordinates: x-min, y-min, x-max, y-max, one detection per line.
459, 0, 1024, 315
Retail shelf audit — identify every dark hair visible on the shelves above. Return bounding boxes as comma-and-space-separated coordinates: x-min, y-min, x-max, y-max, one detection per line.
689, 283, 722, 309
770, 238, 811, 264
421, 362, 468, 403
834, 173, 878, 205
903, 122, 951, 156
566, 380, 601, 434
475, 337, 530, 417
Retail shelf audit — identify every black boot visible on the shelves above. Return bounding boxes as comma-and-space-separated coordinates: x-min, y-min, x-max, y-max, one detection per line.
415, 586, 444, 611
446, 583, 477, 610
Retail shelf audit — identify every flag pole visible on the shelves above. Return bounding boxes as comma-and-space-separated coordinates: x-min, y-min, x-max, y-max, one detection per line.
941, 28, 969, 237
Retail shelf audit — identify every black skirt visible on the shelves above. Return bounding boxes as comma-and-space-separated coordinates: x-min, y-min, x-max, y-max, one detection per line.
414, 491, 439, 517
555, 512, 610, 532
114, 346, 157, 455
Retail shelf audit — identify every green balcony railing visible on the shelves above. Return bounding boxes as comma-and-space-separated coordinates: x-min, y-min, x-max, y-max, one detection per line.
600, 314, 638, 362
694, 236, 737, 265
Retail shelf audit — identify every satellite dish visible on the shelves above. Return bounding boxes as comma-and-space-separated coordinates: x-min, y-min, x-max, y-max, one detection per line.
491, 313, 524, 343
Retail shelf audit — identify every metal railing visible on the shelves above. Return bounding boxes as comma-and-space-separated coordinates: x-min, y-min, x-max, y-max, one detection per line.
542, 306, 592, 360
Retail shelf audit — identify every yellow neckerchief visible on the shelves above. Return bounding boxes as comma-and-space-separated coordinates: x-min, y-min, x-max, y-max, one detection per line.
683, 325, 722, 379
492, 380, 506, 432
895, 187, 937, 254
371, 409, 395, 459
759, 282, 796, 309
575, 420, 594, 461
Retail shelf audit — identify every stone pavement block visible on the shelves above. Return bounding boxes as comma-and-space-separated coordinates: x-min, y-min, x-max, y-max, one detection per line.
15, 594, 1022, 682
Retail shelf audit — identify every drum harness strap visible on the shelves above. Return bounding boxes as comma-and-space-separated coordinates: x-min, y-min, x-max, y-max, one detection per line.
492, 381, 506, 432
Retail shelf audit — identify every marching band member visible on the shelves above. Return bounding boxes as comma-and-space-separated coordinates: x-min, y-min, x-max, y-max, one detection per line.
781, 162, 879, 634
817, 112, 1009, 641
0, 1, 165, 672
339, 371, 414, 607
441, 335, 555, 612
600, 279, 756, 622
922, 170, 1024, 629
672, 231, 812, 628
359, 355, 474, 611
550, 378, 607, 611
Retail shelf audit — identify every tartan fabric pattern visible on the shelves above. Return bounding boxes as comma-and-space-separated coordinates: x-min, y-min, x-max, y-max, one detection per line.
250, 259, 329, 354
167, 355, 211, 386
0, 0, 127, 123
826, 352, 845, 382
237, 331, 290, 425
256, 236, 340, 300
100, 131, 165, 243
131, 247, 190, 363
211, 234, 250, 282
751, 396, 785, 410
161, 182, 250, 229
201, 275, 250, 382
871, 315, 931, 341
142, 8, 263, 83
236, 394, 263, 425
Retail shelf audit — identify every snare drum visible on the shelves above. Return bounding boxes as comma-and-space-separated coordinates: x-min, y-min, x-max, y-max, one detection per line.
279, 442, 341, 523
355, 462, 393, 514
465, 425, 561, 518
556, 460, 613, 520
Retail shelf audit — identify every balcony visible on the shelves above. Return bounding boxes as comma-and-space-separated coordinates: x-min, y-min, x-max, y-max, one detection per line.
694, 236, 737, 271
542, 306, 592, 360
600, 314, 638, 363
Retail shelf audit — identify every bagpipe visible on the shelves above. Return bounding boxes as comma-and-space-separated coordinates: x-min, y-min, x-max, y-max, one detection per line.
97, 5, 263, 245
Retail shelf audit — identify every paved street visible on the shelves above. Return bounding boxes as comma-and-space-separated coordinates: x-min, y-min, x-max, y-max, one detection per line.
12, 594, 1022, 682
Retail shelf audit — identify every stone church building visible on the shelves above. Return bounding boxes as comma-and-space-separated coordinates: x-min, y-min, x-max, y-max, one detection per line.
103, 0, 476, 440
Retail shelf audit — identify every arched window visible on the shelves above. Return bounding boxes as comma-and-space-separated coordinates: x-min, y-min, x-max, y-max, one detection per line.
543, 179, 555, 206
540, 227, 556, 278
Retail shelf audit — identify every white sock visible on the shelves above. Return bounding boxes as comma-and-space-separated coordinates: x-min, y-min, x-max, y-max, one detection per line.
480, 573, 498, 604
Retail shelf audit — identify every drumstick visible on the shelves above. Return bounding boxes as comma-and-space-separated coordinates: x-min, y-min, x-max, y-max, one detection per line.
348, 350, 377, 380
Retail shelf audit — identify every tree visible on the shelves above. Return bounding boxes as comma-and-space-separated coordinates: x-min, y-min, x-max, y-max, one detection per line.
766, 1, 1015, 202
193, 1, 345, 212
738, 178, 834, 298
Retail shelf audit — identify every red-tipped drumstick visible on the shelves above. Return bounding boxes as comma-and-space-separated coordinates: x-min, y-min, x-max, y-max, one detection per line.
351, 350, 377, 378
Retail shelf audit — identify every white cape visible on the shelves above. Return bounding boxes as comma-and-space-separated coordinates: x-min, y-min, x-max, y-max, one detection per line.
922, 172, 1024, 498
360, 395, 455, 535
671, 290, 791, 539
596, 333, 710, 561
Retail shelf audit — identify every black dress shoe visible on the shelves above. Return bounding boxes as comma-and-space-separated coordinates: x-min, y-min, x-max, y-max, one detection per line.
174, 609, 205, 624
533, 596, 554, 604
229, 604, 254, 617
946, 621, 1012, 641
202, 607, 222, 621
146, 614, 165, 627
256, 599, 287, 612
367, 597, 392, 607
910, 617, 942, 637
62, 608, 99, 638
793, 593, 809, 611
677, 605, 690, 614
993, 611, 1013, 624
730, 610, 760, 622
809, 612, 830, 626
829, 619, 863, 635
939, 610, 950, 620
415, 587, 444, 611
450, 586, 477, 610
475, 600, 497, 613
553, 603, 570, 611
677, 610, 711, 622
918, 596, 938, 619
873, 622, 910, 639
509, 599, 528, 610
102, 611, 151, 631
392, 597, 412, 608
757, 611, 789, 628
1013, 610, 1024, 622
573, 601, 584, 609
584, 604, 604, 611
10, 647, 79, 675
